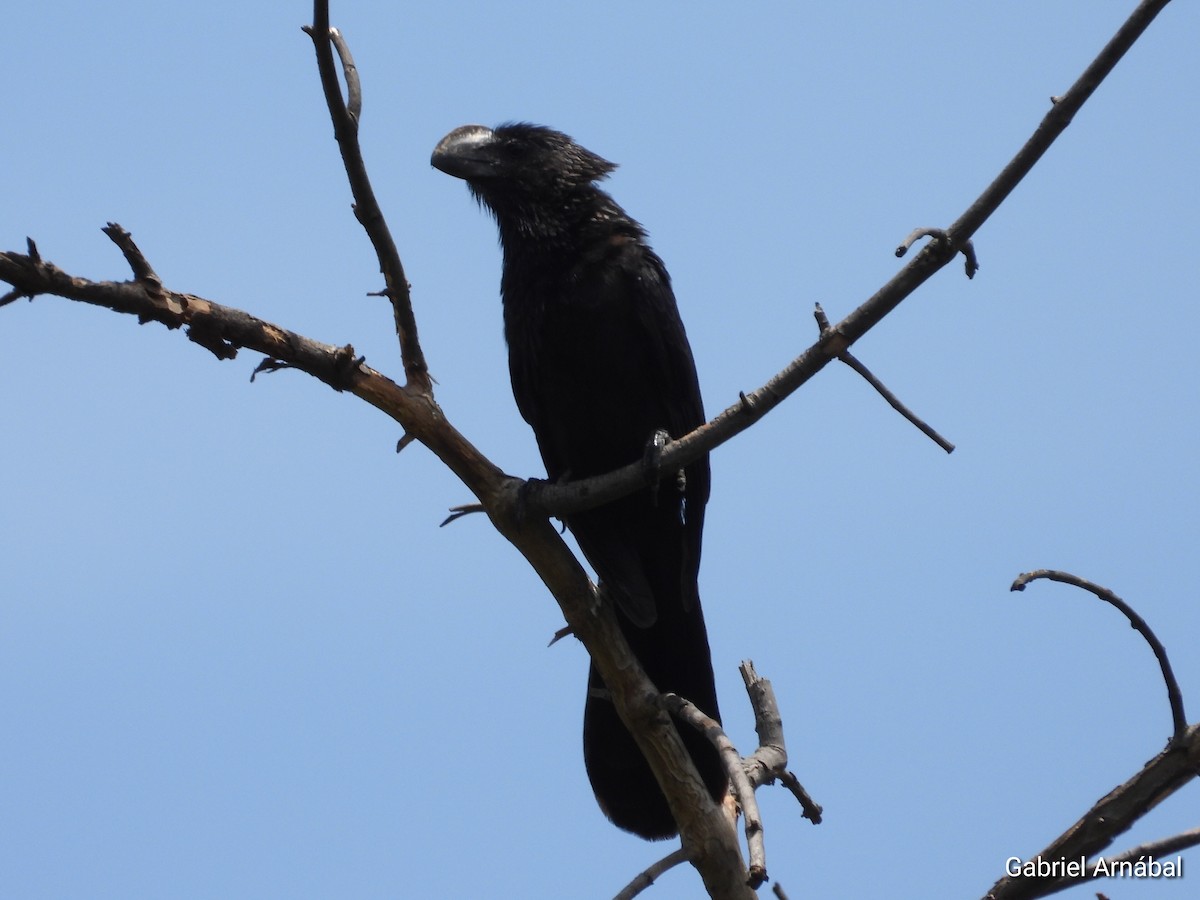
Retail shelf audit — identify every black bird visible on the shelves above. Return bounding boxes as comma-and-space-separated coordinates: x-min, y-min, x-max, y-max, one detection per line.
432, 123, 724, 839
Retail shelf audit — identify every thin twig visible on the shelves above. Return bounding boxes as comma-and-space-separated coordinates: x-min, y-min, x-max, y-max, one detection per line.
101, 223, 163, 290
440, 503, 485, 526
1011, 570, 1187, 739
328, 28, 361, 122
1011, 827, 1200, 896
1071, 828, 1200, 888
613, 848, 690, 900
777, 770, 823, 825
814, 304, 955, 453
250, 358, 296, 381
947, 0, 1175, 248
1101, 827, 1200, 867
304, 2, 428, 390
895, 227, 978, 278
1, 242, 37, 305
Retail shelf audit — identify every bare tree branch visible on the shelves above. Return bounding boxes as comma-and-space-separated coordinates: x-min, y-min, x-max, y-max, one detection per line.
521, 0, 1176, 523
981, 725, 1200, 900
301, 5, 753, 892
813, 303, 955, 453
984, 565, 1195, 899
0, 1, 1182, 898
948, 0, 1174, 248
984, 566, 1197, 899
1011, 570, 1188, 739
662, 692, 767, 889
0, 51, 752, 900
1049, 827, 1200, 893
737, 662, 822, 825
303, 6, 427, 391
613, 848, 690, 900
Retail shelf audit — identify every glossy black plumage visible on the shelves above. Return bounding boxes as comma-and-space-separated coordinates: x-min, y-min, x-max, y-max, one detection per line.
432, 123, 724, 839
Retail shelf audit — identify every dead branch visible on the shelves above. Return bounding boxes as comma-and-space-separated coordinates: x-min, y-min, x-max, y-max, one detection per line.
521, 0, 1174, 523
737, 662, 822, 824
2, 0, 1168, 530
614, 848, 690, 900
0, 1, 1181, 898
625, 662, 813, 896
303, 7, 426, 391
1051, 827, 1200, 893
661, 692, 766, 889
1011, 570, 1187, 738
987, 570, 1196, 900
982, 724, 1200, 900
813, 302, 955, 453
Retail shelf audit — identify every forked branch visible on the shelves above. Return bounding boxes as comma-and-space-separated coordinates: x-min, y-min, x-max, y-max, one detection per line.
521, 0, 1176, 523
303, 5, 427, 390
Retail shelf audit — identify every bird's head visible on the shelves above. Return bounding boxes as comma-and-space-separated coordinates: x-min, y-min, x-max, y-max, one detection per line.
432, 122, 616, 212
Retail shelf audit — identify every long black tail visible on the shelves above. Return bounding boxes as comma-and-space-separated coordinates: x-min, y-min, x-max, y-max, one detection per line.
582, 590, 725, 839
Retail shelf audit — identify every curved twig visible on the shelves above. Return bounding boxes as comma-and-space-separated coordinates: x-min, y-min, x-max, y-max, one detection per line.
1011, 570, 1187, 739
328, 28, 361, 122
440, 503, 485, 527
303, 3, 428, 390
613, 848, 690, 900
895, 227, 978, 278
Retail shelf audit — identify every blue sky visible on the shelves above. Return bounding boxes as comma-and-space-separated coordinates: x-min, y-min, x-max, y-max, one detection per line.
3, 3, 1199, 898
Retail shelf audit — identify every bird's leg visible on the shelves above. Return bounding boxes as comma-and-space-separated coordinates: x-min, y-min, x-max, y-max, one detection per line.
515, 476, 546, 526
516, 473, 571, 532
642, 428, 670, 505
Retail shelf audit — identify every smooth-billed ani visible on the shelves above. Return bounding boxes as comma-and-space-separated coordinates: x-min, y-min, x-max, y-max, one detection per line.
432, 122, 724, 839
